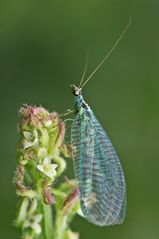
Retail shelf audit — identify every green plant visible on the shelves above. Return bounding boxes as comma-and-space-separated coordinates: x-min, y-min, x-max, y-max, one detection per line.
15, 105, 80, 239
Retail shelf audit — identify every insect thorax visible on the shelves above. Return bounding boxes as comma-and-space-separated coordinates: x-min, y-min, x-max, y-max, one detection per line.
71, 85, 89, 110
75, 95, 90, 111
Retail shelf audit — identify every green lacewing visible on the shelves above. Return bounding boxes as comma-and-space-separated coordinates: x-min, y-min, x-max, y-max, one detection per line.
71, 18, 131, 226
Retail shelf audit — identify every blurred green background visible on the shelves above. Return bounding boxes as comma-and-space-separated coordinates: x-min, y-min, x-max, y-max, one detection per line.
0, 0, 159, 238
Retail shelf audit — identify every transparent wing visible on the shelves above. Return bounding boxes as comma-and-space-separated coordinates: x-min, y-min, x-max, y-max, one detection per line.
71, 108, 126, 226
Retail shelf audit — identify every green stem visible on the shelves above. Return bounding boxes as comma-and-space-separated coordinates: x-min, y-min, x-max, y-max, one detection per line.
54, 212, 67, 239
16, 197, 29, 227
42, 203, 54, 239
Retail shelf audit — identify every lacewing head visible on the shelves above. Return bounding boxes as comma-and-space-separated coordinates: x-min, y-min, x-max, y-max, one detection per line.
71, 85, 81, 96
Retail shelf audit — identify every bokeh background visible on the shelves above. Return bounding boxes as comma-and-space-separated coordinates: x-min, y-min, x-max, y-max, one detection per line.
0, 0, 159, 238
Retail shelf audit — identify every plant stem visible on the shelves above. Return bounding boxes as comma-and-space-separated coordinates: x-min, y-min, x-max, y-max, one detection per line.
42, 203, 54, 239
54, 212, 67, 239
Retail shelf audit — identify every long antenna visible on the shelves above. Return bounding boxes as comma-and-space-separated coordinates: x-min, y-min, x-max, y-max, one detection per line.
78, 48, 89, 88
81, 17, 132, 89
